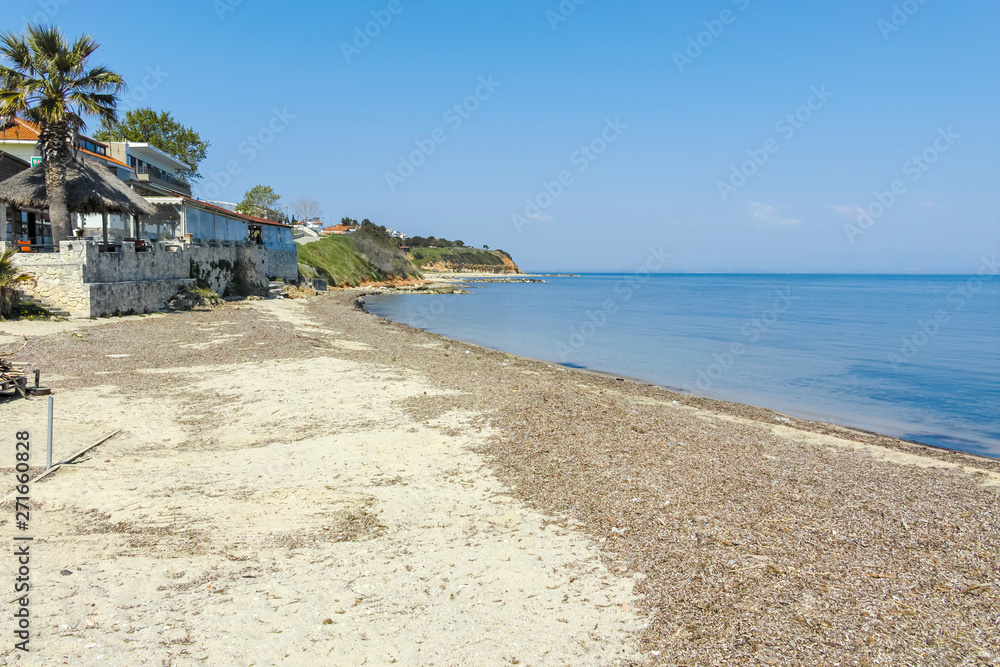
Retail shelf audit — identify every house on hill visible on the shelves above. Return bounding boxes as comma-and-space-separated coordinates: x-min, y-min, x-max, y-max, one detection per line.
326, 223, 355, 236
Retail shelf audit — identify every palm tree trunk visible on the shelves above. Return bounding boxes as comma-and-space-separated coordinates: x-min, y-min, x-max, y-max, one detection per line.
43, 159, 72, 246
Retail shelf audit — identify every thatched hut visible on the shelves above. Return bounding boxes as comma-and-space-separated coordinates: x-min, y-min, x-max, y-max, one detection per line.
0, 157, 155, 248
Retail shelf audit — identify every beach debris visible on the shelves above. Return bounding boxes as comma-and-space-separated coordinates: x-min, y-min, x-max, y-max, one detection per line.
283, 283, 317, 299
60, 570, 73, 576
168, 287, 223, 310
959, 583, 991, 595
0, 344, 31, 397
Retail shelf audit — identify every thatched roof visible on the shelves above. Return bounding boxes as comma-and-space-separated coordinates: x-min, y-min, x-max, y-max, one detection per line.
0, 157, 156, 216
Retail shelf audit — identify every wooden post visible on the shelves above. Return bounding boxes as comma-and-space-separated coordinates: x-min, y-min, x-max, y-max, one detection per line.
102, 211, 109, 247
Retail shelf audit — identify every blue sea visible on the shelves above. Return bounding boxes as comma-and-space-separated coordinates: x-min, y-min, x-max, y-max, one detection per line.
364, 274, 1000, 458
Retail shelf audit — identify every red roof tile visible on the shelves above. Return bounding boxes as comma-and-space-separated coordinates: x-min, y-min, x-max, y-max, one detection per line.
0, 117, 39, 142
0, 117, 130, 170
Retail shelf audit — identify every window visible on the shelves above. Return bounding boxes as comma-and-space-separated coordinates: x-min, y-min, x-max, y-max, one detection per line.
77, 138, 107, 156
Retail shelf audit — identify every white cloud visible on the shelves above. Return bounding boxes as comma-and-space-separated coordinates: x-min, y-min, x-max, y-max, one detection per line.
749, 202, 801, 227
527, 212, 553, 223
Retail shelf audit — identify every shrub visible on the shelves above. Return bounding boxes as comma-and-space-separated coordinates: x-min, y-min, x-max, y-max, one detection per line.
0, 247, 35, 319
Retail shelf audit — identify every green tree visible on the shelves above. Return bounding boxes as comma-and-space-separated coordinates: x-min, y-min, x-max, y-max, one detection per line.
0, 25, 124, 244
236, 185, 281, 219
94, 107, 209, 180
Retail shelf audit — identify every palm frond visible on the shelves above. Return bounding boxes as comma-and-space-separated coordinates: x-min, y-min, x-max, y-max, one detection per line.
68, 35, 99, 67
73, 67, 125, 92
0, 246, 35, 289
0, 33, 33, 71
1, 24, 123, 177
26, 25, 66, 63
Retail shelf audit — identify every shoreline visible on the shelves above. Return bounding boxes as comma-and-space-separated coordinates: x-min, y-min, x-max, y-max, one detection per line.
1, 292, 997, 665
548, 363, 1000, 463
358, 284, 1000, 464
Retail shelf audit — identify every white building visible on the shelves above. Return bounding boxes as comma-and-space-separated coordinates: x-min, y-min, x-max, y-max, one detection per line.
107, 141, 192, 197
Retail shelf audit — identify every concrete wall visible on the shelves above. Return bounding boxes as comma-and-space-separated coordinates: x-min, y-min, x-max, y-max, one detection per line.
264, 249, 299, 283
11, 239, 298, 317
88, 278, 194, 317
58, 241, 191, 283
188, 244, 268, 297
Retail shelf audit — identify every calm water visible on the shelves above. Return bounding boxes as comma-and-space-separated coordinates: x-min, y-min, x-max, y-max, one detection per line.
364, 274, 1000, 457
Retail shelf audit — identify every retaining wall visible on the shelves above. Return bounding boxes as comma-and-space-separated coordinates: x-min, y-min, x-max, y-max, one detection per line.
10, 240, 298, 317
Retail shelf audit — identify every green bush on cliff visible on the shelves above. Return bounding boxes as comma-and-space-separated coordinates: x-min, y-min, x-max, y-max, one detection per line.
297, 231, 419, 287
350, 224, 419, 278
407, 246, 512, 270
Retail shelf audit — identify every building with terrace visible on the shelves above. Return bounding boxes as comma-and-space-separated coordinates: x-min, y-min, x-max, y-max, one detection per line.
0, 116, 299, 316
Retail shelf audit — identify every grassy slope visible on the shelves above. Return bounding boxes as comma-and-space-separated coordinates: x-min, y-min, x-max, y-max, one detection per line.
296, 237, 384, 287
298, 237, 520, 285
408, 247, 508, 269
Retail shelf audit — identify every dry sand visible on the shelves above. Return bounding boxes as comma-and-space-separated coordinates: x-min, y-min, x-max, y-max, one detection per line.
1, 291, 997, 666
0, 298, 640, 666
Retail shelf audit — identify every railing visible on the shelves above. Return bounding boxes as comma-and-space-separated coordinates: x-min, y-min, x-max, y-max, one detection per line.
13, 240, 57, 253
136, 164, 191, 193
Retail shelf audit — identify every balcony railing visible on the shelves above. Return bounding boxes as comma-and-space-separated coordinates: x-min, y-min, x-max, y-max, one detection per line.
136, 164, 191, 195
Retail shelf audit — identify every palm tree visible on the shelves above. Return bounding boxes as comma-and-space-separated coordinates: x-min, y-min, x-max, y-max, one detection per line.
0, 24, 124, 244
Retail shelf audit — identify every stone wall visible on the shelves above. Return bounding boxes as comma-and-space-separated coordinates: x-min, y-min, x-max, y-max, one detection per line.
189, 245, 267, 297
88, 279, 193, 317
12, 252, 91, 316
11, 239, 298, 317
187, 244, 296, 296
265, 249, 299, 283
59, 240, 191, 283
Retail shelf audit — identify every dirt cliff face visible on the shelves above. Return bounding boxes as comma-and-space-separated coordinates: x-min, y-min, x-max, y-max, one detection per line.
499, 254, 522, 274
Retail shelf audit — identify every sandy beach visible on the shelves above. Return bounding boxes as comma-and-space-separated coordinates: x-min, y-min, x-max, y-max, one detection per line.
1, 290, 998, 666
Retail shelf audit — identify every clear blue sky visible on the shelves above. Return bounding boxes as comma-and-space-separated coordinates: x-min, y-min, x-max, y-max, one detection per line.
10, 0, 999, 272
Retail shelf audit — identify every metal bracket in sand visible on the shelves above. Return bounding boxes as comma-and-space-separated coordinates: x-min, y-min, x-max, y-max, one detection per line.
1, 429, 122, 504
